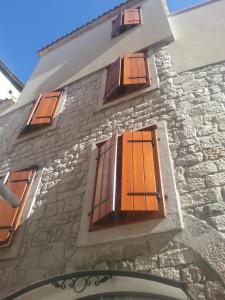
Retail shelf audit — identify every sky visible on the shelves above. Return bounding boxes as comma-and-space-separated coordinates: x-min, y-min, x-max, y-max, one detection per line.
0, 0, 206, 84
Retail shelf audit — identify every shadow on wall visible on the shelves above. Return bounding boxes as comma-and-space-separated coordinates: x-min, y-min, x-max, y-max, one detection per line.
20, 25, 143, 104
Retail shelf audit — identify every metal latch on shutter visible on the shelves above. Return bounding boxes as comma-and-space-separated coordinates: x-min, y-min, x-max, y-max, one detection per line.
128, 138, 155, 146
127, 191, 161, 200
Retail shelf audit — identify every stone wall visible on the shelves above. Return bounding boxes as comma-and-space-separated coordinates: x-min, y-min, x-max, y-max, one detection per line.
0, 46, 225, 299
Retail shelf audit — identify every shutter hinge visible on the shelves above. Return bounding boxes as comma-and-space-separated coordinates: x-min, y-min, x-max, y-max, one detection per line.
127, 191, 161, 199
128, 138, 155, 146
0, 225, 14, 232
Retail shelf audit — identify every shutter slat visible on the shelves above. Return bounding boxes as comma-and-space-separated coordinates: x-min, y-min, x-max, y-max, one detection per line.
9, 170, 33, 182
133, 131, 145, 210
0, 169, 35, 243
29, 91, 61, 125
121, 130, 158, 212
124, 8, 141, 26
92, 143, 105, 223
112, 13, 122, 37
123, 53, 147, 86
92, 134, 118, 223
121, 131, 134, 211
104, 58, 121, 100
142, 131, 158, 211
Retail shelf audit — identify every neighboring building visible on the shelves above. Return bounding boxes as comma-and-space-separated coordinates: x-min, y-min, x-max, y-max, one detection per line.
0, 60, 23, 112
0, 0, 225, 299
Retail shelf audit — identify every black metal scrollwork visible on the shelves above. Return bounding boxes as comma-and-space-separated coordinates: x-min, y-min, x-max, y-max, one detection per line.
52, 274, 112, 293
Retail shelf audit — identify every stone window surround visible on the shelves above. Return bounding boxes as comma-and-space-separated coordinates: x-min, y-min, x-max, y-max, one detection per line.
95, 48, 159, 112
77, 121, 183, 247
0, 168, 43, 257
15, 87, 68, 144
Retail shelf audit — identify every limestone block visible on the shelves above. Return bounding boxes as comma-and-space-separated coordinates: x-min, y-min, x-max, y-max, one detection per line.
178, 178, 205, 194
206, 172, 225, 187
134, 254, 158, 271
151, 267, 180, 281
208, 215, 225, 231
180, 265, 204, 283
38, 242, 65, 268
181, 188, 221, 208
204, 281, 225, 300
159, 248, 195, 268
203, 203, 225, 218
187, 161, 217, 177
187, 284, 206, 300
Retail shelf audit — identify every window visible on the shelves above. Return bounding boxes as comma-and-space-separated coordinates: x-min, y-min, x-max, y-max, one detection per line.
21, 91, 63, 134
104, 53, 150, 102
90, 125, 165, 231
112, 8, 142, 37
0, 168, 36, 246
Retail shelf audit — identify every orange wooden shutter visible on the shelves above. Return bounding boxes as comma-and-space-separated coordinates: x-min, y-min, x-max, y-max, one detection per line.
123, 53, 148, 86
0, 169, 35, 244
92, 134, 118, 223
121, 130, 158, 212
29, 91, 61, 125
112, 13, 122, 37
104, 58, 121, 100
124, 8, 141, 26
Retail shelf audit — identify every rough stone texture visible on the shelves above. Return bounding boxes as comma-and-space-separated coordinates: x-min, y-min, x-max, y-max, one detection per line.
0, 46, 225, 298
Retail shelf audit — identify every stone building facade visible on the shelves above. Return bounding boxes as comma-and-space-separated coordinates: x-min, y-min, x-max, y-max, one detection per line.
0, 0, 225, 299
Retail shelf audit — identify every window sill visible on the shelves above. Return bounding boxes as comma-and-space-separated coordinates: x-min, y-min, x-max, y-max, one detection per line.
77, 121, 183, 247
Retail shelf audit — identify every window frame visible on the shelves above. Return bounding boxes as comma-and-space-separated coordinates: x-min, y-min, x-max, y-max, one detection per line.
89, 125, 165, 232
95, 49, 159, 112
19, 88, 67, 138
77, 121, 183, 247
0, 166, 38, 247
111, 7, 143, 38
104, 52, 150, 104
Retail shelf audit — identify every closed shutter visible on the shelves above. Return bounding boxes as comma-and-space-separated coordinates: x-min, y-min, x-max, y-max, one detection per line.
123, 53, 148, 86
0, 169, 35, 243
92, 134, 118, 223
124, 8, 141, 26
112, 13, 122, 37
120, 130, 159, 212
29, 91, 61, 125
104, 58, 121, 100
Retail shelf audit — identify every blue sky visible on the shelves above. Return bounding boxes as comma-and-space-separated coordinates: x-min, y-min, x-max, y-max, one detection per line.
0, 0, 206, 83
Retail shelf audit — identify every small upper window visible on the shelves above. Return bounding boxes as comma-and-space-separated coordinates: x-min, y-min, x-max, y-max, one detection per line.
104, 52, 150, 102
112, 8, 142, 37
0, 168, 36, 246
21, 91, 62, 134
89, 126, 165, 231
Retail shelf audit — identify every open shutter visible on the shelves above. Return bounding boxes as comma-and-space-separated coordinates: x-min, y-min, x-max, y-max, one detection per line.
92, 134, 118, 223
29, 91, 61, 125
104, 58, 121, 100
112, 13, 122, 37
121, 130, 158, 212
124, 8, 141, 27
123, 53, 148, 86
0, 169, 35, 243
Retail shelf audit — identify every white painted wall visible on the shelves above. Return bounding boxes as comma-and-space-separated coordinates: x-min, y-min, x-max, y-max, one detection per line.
0, 71, 20, 101
168, 0, 225, 73
9, 0, 172, 111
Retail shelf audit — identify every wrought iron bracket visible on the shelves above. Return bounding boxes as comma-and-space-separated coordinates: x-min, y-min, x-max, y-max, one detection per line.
52, 274, 112, 294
